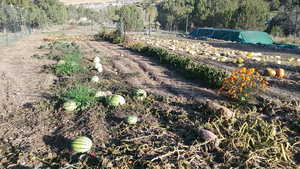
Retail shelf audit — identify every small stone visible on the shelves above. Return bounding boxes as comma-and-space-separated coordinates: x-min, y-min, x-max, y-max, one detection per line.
199, 128, 218, 141
205, 99, 234, 119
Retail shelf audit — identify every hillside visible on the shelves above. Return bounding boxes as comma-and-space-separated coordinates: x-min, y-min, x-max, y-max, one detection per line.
60, 0, 112, 5
60, 0, 144, 5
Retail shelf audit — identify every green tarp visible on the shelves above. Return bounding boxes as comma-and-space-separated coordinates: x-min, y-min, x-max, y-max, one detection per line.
190, 28, 274, 45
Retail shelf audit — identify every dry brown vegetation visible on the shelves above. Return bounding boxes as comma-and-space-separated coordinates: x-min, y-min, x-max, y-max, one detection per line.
0, 26, 299, 169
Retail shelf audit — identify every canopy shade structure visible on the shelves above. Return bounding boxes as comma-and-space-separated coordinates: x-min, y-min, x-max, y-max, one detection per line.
190, 28, 274, 45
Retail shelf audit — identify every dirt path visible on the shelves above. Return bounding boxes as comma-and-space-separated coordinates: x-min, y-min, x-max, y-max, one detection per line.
0, 32, 57, 163
0, 33, 56, 113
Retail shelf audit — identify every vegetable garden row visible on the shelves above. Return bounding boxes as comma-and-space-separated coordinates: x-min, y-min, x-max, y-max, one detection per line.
2, 32, 299, 168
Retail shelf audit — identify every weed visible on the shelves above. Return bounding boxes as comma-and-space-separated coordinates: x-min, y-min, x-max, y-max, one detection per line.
55, 61, 85, 76
63, 51, 82, 62
93, 48, 101, 54
62, 84, 96, 111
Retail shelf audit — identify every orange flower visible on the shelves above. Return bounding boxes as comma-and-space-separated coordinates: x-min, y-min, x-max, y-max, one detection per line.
249, 68, 255, 73
219, 67, 268, 101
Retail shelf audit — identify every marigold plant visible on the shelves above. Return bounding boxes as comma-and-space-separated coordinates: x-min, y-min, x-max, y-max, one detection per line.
219, 67, 268, 101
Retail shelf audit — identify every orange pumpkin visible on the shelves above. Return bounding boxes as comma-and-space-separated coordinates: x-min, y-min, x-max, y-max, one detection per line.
265, 68, 276, 77
276, 68, 285, 78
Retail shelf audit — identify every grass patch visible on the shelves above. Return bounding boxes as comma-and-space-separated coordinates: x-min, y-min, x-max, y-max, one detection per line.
54, 61, 85, 76
38, 40, 87, 76
37, 41, 82, 61
63, 51, 82, 62
61, 84, 96, 111
39, 41, 79, 52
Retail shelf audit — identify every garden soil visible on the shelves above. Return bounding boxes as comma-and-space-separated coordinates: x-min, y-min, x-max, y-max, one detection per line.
0, 26, 299, 168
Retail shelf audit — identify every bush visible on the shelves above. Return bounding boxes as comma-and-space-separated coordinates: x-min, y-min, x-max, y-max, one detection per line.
94, 30, 124, 44
55, 61, 85, 76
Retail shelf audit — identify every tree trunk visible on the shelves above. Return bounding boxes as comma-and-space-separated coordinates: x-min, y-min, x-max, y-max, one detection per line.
148, 15, 151, 35
185, 15, 189, 33
295, 6, 299, 40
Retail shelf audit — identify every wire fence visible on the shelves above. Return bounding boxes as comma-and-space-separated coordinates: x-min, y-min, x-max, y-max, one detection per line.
0, 4, 110, 47
0, 4, 33, 46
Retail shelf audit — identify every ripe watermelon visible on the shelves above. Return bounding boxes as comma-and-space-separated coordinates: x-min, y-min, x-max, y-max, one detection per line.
63, 100, 77, 112
106, 95, 126, 107
71, 136, 93, 153
125, 115, 138, 125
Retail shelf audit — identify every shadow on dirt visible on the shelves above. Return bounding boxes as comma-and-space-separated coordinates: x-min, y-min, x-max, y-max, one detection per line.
43, 134, 72, 152
245, 60, 300, 72
269, 80, 300, 93
8, 165, 33, 169
153, 98, 217, 145
125, 50, 223, 98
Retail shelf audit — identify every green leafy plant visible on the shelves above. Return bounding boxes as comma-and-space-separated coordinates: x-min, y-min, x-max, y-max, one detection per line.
42, 41, 79, 51
39, 41, 82, 61
62, 85, 96, 111
55, 61, 85, 76
94, 30, 124, 44
63, 51, 82, 62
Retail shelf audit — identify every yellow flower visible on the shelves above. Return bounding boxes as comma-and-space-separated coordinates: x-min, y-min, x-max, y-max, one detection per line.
241, 67, 247, 73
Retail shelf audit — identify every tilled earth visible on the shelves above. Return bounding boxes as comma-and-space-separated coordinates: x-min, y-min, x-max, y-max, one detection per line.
0, 27, 299, 168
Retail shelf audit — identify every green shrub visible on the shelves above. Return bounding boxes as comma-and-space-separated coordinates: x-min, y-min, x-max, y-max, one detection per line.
63, 51, 82, 62
49, 41, 80, 52
39, 41, 82, 61
62, 85, 96, 110
94, 30, 124, 44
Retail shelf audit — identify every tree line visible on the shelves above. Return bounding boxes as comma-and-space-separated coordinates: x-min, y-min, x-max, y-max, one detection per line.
157, 0, 300, 36
1, 0, 299, 37
100, 0, 300, 37
0, 0, 102, 32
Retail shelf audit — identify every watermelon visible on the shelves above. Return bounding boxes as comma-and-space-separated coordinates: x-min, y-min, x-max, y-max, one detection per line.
63, 100, 77, 112
57, 60, 66, 65
93, 56, 100, 63
95, 91, 112, 98
106, 95, 126, 107
133, 89, 147, 101
91, 76, 100, 83
71, 136, 93, 153
95, 63, 103, 73
125, 115, 138, 125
